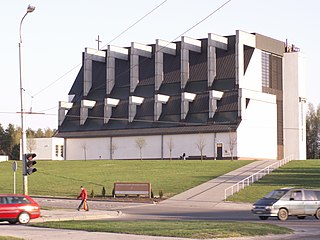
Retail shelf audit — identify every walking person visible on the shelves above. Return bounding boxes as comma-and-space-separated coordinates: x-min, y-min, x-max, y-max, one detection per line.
77, 186, 89, 211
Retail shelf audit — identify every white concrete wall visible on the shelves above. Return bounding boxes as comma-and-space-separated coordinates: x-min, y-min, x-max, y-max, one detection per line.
65, 132, 238, 160
242, 49, 262, 91
0, 156, 8, 162
283, 52, 307, 160
237, 93, 277, 159
27, 137, 64, 160
65, 137, 110, 160
113, 135, 161, 159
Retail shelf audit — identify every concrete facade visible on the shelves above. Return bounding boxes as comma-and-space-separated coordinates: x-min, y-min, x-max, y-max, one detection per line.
56, 30, 306, 161
26, 137, 64, 160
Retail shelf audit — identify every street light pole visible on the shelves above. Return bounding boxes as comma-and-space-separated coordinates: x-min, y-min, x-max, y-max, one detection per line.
19, 5, 35, 195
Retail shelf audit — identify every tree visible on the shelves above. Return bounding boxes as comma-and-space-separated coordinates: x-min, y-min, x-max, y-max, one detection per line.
2, 124, 16, 159
167, 137, 175, 160
44, 128, 54, 137
110, 142, 118, 160
26, 128, 36, 138
81, 143, 87, 161
35, 128, 44, 138
195, 134, 206, 161
27, 137, 36, 153
228, 128, 237, 160
135, 137, 146, 160
306, 103, 320, 159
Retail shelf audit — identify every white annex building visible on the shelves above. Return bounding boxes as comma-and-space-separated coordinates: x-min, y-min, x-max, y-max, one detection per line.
24, 137, 64, 160
55, 30, 306, 161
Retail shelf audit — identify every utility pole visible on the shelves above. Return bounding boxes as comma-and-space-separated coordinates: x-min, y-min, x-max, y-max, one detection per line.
19, 5, 35, 195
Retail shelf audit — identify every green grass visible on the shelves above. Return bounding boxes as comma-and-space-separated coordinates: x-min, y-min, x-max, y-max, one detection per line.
0, 237, 23, 240
0, 160, 252, 198
32, 220, 292, 239
228, 160, 320, 203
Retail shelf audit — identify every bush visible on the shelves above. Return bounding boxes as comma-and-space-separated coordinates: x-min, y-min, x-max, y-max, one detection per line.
90, 189, 95, 198
159, 190, 164, 199
102, 187, 106, 198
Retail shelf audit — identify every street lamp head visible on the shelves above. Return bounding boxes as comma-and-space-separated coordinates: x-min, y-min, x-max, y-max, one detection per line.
27, 5, 35, 13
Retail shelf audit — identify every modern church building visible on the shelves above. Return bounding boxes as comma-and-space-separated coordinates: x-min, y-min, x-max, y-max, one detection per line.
55, 30, 306, 161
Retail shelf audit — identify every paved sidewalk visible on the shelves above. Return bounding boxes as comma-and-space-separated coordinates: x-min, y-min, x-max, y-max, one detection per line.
161, 159, 277, 208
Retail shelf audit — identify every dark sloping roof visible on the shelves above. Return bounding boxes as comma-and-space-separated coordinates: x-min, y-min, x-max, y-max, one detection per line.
57, 35, 241, 138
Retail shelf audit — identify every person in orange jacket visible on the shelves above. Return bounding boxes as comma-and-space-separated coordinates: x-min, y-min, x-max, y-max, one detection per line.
77, 186, 89, 211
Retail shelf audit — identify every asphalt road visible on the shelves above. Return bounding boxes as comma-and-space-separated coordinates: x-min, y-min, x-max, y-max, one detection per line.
1, 198, 320, 240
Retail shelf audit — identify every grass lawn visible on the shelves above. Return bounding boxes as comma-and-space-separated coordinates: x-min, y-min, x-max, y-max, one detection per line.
0, 160, 252, 198
228, 160, 320, 203
32, 220, 292, 239
0, 237, 23, 240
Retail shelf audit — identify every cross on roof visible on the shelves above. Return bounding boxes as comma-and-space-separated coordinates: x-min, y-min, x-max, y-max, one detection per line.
96, 35, 102, 50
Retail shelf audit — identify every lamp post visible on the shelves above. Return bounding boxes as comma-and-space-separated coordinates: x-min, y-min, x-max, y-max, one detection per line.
19, 4, 35, 195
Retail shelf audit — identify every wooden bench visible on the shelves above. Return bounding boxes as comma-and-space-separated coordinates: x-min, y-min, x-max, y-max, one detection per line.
113, 182, 151, 198
187, 155, 207, 160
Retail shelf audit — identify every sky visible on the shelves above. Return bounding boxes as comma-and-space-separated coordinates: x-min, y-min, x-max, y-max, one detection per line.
1, 0, 319, 130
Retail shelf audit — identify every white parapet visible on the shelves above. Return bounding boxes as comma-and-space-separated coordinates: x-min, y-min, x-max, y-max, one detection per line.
129, 96, 144, 122
208, 33, 228, 87
130, 42, 152, 93
235, 30, 256, 87
104, 98, 120, 124
155, 39, 176, 91
83, 48, 106, 97
181, 92, 196, 120
80, 100, 96, 125
154, 94, 170, 121
106, 45, 129, 95
181, 36, 202, 88
58, 101, 73, 126
209, 90, 224, 118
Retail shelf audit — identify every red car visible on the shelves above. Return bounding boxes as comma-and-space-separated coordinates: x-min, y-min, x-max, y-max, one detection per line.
0, 194, 41, 224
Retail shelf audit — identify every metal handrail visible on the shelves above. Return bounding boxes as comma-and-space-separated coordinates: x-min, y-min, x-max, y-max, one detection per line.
224, 155, 293, 200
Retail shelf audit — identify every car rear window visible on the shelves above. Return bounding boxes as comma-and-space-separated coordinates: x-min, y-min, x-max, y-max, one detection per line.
5, 196, 31, 204
304, 190, 318, 201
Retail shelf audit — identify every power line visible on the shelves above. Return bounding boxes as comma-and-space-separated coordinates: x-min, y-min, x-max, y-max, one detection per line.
30, 0, 169, 99
72, 0, 234, 103
21, 0, 234, 123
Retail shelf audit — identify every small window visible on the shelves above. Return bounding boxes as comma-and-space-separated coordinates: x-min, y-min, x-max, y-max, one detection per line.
290, 191, 302, 201
261, 51, 270, 88
60, 145, 64, 157
304, 190, 318, 201
55, 145, 59, 157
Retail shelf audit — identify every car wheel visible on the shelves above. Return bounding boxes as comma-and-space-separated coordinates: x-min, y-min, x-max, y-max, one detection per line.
277, 208, 288, 221
259, 216, 269, 220
315, 208, 320, 220
297, 216, 306, 219
8, 220, 17, 224
18, 212, 30, 224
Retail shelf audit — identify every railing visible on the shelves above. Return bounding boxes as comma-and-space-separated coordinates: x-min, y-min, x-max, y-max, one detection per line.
224, 155, 293, 200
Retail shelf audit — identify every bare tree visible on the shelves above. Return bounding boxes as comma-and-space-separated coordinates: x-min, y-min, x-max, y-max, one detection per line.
135, 137, 146, 160
167, 137, 175, 160
228, 129, 237, 160
195, 134, 207, 161
27, 137, 36, 153
81, 143, 87, 161
110, 142, 118, 160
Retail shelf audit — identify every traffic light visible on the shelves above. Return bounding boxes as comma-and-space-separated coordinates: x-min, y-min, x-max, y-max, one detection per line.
26, 153, 37, 175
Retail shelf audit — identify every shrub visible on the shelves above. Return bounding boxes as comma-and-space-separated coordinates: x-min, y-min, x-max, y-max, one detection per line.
90, 189, 95, 198
159, 190, 164, 199
102, 187, 106, 198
